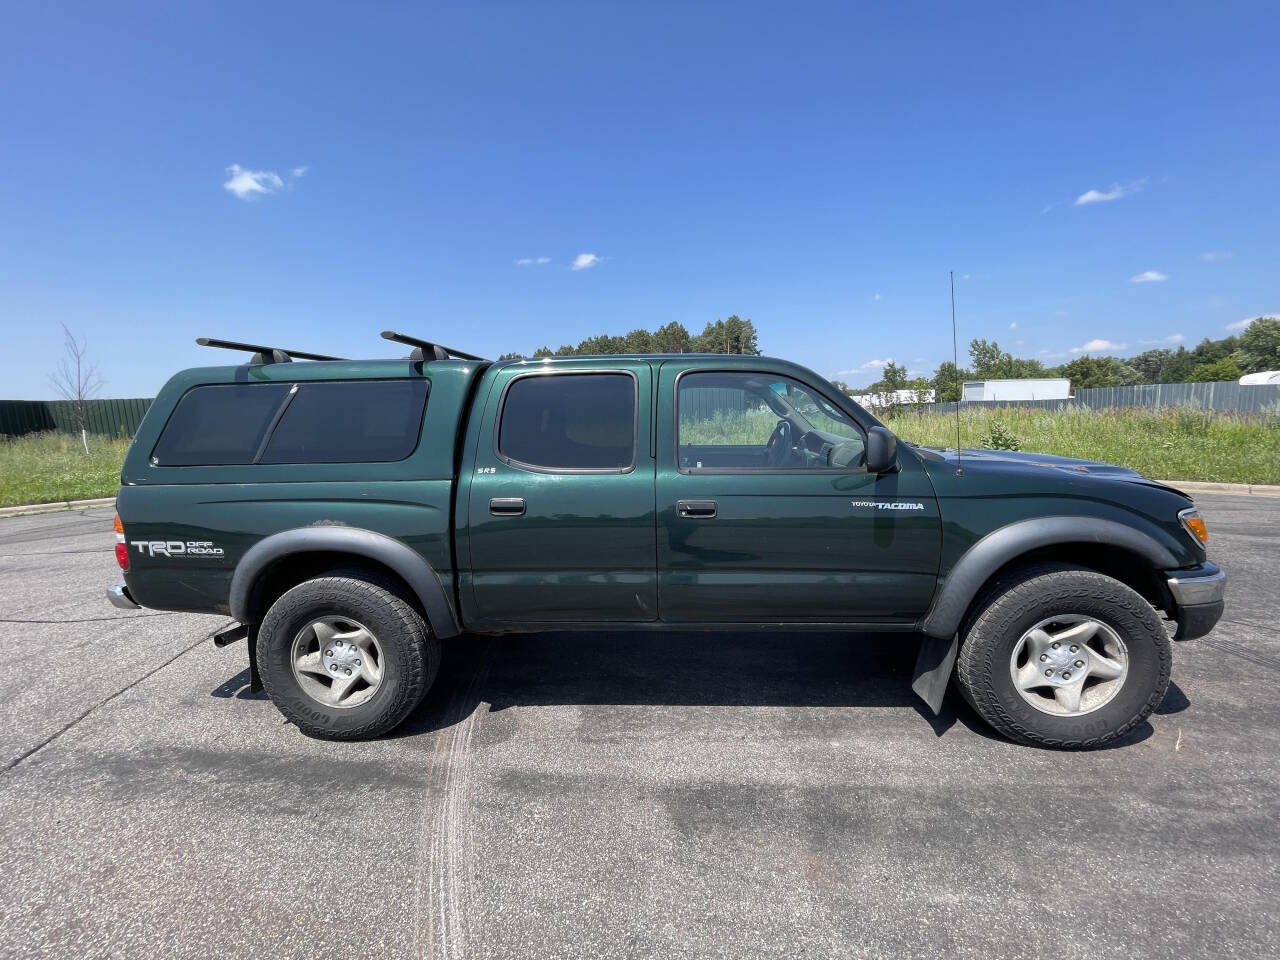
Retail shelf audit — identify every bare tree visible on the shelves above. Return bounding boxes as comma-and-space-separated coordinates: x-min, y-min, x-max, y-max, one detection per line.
49, 323, 105, 452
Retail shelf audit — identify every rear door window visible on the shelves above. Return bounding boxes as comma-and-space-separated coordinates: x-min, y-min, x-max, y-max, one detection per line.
498, 373, 636, 470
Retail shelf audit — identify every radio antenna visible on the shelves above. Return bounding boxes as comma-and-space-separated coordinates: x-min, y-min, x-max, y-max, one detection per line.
950, 271, 963, 477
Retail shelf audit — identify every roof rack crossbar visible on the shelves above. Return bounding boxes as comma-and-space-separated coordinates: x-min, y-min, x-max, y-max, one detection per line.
196, 337, 345, 364
380, 330, 487, 363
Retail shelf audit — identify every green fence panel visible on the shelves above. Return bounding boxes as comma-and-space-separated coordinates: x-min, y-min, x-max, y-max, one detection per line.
0, 398, 153, 438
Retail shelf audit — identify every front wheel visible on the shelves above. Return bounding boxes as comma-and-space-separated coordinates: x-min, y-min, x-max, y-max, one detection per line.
955, 564, 1172, 749
257, 571, 440, 740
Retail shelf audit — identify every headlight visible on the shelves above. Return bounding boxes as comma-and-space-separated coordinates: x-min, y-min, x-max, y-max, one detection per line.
1178, 507, 1209, 546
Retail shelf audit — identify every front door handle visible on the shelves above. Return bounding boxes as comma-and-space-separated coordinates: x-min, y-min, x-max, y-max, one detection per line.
489, 497, 526, 516
677, 499, 717, 518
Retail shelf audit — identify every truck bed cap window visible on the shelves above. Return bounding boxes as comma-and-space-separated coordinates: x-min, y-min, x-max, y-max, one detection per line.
151, 379, 428, 467
261, 380, 427, 464
151, 383, 291, 466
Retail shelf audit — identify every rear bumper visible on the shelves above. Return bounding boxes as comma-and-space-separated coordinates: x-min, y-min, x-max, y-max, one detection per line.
1166, 563, 1225, 640
107, 583, 140, 610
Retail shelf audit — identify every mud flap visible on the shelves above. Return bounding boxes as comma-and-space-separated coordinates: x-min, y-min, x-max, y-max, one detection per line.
911, 632, 959, 715
246, 623, 263, 692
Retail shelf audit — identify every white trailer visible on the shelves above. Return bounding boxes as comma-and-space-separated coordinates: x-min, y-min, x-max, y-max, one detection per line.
962, 378, 1071, 402
1239, 371, 1280, 385
852, 387, 935, 408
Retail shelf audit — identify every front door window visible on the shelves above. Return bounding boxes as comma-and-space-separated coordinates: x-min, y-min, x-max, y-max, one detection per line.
677, 371, 865, 472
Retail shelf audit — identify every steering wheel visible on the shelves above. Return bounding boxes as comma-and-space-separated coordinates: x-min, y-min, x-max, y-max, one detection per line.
766, 420, 792, 467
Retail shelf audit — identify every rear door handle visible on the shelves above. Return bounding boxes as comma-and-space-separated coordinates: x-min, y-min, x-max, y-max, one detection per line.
677, 499, 717, 518
489, 497, 526, 516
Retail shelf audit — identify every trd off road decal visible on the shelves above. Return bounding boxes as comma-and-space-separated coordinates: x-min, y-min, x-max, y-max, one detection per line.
131, 540, 225, 558
849, 500, 926, 511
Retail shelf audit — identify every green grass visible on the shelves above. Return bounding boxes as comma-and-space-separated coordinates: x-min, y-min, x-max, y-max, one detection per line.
0, 432, 132, 507
2, 404, 1276, 508
884, 404, 1280, 484
679, 408, 778, 445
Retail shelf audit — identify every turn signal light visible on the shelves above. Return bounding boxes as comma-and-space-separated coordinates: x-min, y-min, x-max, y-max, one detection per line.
113, 513, 128, 570
1179, 508, 1209, 546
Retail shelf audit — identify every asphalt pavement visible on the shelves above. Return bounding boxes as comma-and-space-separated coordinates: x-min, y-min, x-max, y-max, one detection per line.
0, 494, 1276, 959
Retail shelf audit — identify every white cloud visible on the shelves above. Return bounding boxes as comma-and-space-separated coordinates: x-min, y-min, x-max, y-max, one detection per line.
514, 256, 552, 266
1227, 314, 1278, 332
571, 253, 602, 271
1015, 339, 1025, 346
1129, 270, 1168, 283
872, 293, 881, 302
1009, 322, 1017, 330
1074, 178, 1147, 206
290, 166, 308, 178
834, 358, 896, 376
1138, 333, 1184, 345
1070, 339, 1127, 354
223, 164, 285, 200
1199, 251, 1233, 262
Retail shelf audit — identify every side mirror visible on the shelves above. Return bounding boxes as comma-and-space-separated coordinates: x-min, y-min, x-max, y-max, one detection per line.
865, 426, 898, 474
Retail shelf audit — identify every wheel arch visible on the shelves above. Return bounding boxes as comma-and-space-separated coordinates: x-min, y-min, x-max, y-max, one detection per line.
920, 517, 1179, 640
229, 527, 461, 638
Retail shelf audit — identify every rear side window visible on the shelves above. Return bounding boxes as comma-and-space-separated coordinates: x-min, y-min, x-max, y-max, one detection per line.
261, 380, 428, 463
151, 379, 428, 467
151, 383, 290, 466
498, 373, 635, 470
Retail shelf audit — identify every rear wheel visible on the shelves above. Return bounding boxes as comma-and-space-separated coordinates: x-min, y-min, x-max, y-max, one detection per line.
257, 571, 440, 740
955, 563, 1171, 749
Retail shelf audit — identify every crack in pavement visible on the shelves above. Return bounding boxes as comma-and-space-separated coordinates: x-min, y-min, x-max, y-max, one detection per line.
1, 620, 230, 776
0, 613, 180, 624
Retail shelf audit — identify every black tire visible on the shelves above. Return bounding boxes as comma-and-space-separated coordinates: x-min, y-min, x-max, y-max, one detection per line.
257, 570, 440, 740
954, 563, 1171, 749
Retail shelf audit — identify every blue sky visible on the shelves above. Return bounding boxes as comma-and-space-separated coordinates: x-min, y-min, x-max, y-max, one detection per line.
2, 1, 1277, 397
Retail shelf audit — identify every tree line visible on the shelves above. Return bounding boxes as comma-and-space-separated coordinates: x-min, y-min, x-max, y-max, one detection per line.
496, 313, 1280, 403
834, 317, 1280, 402
498, 315, 760, 360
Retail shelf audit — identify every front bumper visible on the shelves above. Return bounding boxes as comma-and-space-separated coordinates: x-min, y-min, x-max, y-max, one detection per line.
1166, 563, 1226, 641
107, 583, 140, 610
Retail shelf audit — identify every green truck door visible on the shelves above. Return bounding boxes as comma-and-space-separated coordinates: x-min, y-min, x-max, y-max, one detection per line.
465, 361, 659, 623
655, 362, 942, 624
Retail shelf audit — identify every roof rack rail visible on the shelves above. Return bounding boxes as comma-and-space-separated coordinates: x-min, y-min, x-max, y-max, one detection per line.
381, 331, 487, 363
195, 337, 345, 365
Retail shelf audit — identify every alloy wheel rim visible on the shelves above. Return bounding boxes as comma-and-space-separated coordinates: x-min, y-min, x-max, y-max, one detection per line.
290, 616, 384, 709
1009, 614, 1129, 716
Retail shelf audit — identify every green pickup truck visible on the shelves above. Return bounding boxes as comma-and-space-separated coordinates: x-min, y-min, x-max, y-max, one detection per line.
107, 333, 1225, 748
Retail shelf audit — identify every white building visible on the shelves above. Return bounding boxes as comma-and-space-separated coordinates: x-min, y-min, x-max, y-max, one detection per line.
962, 378, 1071, 402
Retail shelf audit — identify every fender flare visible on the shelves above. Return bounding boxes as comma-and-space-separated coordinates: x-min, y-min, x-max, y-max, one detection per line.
229, 527, 461, 639
919, 516, 1179, 639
